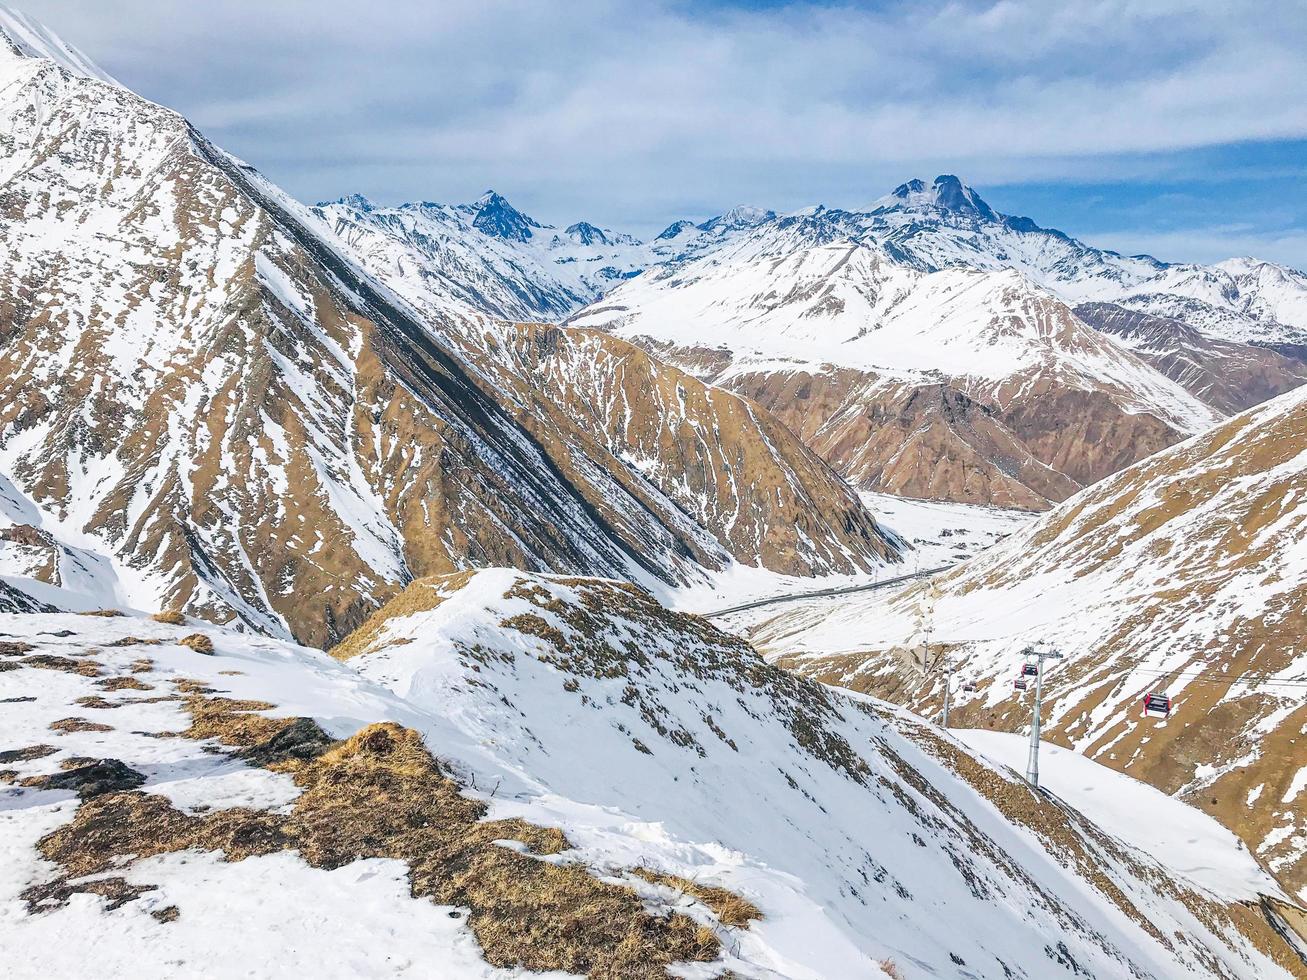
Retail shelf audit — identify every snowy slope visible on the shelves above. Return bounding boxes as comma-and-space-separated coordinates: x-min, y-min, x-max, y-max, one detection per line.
1, 594, 1298, 977
739, 383, 1307, 899
325, 569, 1307, 978
0, 470, 133, 613
955, 730, 1281, 903
0, 7, 117, 84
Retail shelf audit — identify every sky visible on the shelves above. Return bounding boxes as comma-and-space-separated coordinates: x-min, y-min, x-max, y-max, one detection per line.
17, 0, 1307, 267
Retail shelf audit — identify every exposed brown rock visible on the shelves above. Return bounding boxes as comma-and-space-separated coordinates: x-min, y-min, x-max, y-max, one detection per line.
1075, 303, 1307, 415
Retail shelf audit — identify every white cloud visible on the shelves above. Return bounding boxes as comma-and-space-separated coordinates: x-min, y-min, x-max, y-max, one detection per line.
1085, 225, 1307, 270
15, 0, 1307, 255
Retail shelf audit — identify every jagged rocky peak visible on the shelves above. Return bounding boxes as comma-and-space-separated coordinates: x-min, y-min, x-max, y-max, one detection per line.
699, 205, 777, 233
564, 220, 608, 245
875, 174, 998, 221
0, 5, 118, 83
322, 192, 376, 212
655, 218, 697, 240
472, 189, 541, 241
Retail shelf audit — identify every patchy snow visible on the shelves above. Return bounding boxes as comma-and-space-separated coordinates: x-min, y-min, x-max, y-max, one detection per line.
955, 730, 1278, 903
741, 383, 1307, 899
859, 492, 1037, 570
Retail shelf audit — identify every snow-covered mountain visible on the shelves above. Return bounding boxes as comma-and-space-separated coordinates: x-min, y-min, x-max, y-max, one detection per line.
735, 381, 1307, 899
0, 14, 894, 647
855, 176, 1307, 352
571, 216, 1223, 508
5, 580, 1303, 977
312, 174, 1307, 513
561, 176, 1307, 509
313, 192, 770, 323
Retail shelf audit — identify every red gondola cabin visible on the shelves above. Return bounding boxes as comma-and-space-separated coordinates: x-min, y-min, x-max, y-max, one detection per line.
1021, 663, 1038, 677
1142, 693, 1171, 718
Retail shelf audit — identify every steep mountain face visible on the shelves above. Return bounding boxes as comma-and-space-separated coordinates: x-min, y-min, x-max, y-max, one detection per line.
1075, 303, 1307, 415
737, 383, 1307, 898
439, 320, 895, 576
0, 25, 893, 646
5, 590, 1304, 977
642, 341, 1079, 509
572, 231, 1220, 508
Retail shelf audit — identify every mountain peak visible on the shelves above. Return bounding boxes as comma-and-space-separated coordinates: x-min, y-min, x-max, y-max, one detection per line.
323, 192, 376, 213
698, 205, 776, 234
472, 190, 540, 241
874, 174, 998, 221
0, 6, 118, 85
565, 220, 608, 246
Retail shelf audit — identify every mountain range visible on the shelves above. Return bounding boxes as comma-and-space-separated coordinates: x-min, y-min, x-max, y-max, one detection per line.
0, 13, 893, 647
4, 8, 1307, 977
316, 175, 1307, 511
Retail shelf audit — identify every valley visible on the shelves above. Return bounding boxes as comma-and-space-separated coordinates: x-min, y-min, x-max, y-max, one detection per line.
1, 6, 1306, 978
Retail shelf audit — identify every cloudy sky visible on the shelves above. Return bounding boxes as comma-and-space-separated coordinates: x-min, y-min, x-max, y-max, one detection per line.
20, 0, 1307, 266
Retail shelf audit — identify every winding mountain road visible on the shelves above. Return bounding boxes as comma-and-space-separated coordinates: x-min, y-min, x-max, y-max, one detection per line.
704, 565, 952, 618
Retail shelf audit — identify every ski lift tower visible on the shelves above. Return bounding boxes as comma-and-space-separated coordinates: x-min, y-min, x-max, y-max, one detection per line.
1022, 643, 1063, 790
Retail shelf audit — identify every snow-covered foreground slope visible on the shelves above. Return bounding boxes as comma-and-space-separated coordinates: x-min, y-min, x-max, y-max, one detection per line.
322, 568, 1307, 978
739, 383, 1307, 899
4, 584, 1306, 976
955, 730, 1280, 904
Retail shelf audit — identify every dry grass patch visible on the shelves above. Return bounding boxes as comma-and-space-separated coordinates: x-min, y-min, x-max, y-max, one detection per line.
151, 610, 187, 625
878, 958, 903, 979
330, 572, 475, 661
74, 695, 121, 710
48, 718, 113, 734
107, 636, 162, 647
178, 633, 216, 655
0, 641, 35, 657
20, 655, 103, 678
78, 609, 124, 618
97, 676, 153, 692
632, 868, 762, 927
25, 698, 723, 979
129, 658, 154, 674
0, 744, 57, 764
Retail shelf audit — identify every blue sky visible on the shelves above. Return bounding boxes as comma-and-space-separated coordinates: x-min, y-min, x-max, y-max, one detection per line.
21, 0, 1307, 267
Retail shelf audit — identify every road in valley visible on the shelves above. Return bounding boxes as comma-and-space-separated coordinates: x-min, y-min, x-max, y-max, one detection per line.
703, 565, 951, 619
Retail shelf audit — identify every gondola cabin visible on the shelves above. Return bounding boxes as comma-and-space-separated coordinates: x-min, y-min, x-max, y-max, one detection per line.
1142, 693, 1171, 718
1021, 663, 1038, 677
1013, 678, 1028, 691
963, 681, 977, 693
